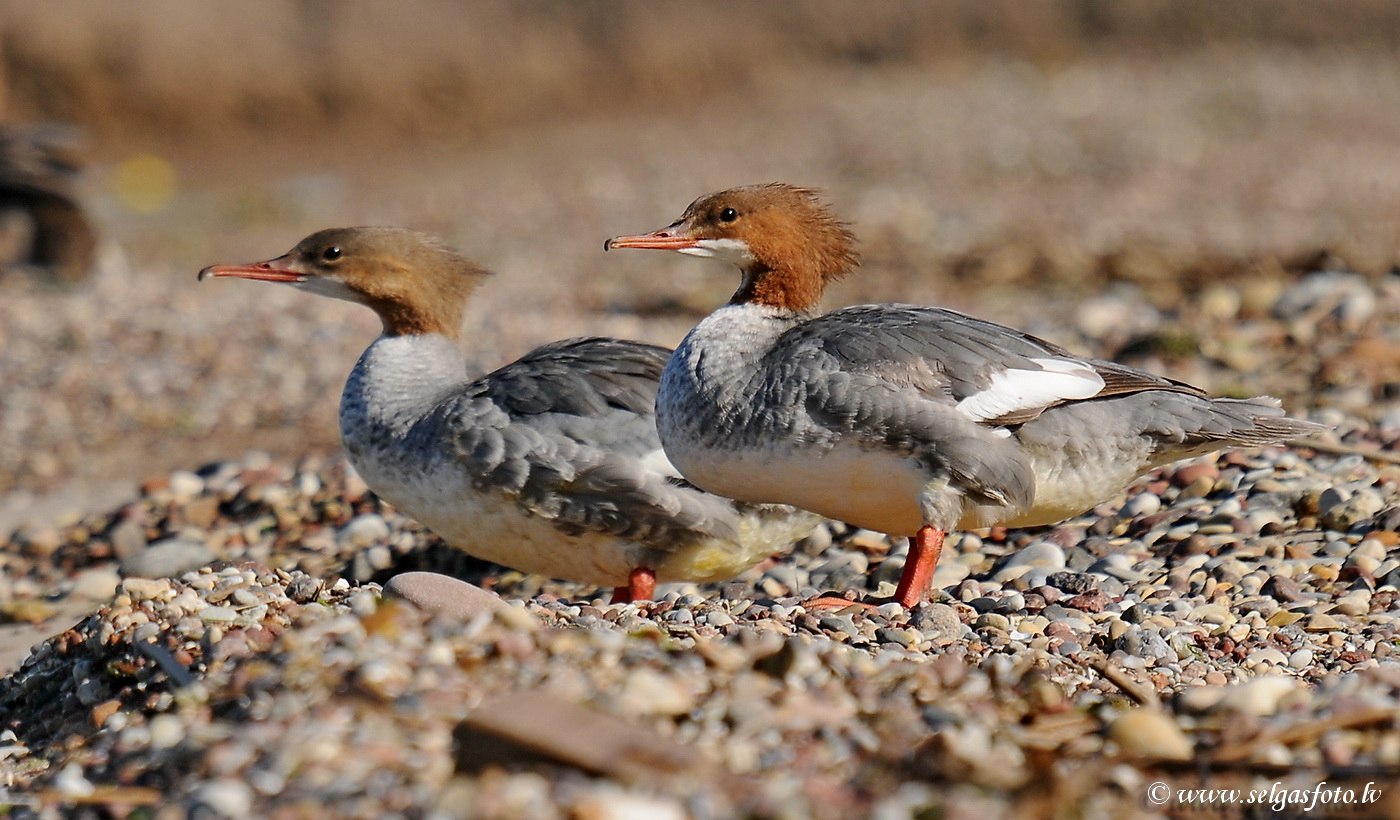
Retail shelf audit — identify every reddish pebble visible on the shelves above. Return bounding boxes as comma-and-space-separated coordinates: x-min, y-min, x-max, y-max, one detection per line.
1172, 461, 1219, 489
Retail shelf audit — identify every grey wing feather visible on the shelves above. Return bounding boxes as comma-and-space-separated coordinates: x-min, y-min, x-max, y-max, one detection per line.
1018, 393, 1325, 462
767, 305, 1316, 507
446, 337, 742, 546
769, 307, 1046, 508
797, 305, 1201, 408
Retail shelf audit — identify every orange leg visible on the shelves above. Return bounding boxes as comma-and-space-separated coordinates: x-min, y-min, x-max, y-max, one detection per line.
893, 525, 945, 608
610, 565, 656, 604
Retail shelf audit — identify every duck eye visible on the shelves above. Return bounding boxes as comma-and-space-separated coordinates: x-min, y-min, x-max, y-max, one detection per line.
718, 207, 738, 223
321, 246, 342, 262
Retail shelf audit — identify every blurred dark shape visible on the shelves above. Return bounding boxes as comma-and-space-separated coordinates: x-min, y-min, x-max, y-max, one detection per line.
0, 122, 96, 283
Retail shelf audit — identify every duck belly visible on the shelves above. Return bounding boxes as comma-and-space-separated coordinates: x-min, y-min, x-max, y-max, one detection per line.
671, 438, 930, 537
351, 453, 643, 586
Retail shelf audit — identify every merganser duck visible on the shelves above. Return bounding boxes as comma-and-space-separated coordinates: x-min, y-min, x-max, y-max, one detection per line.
199, 227, 818, 602
605, 184, 1324, 609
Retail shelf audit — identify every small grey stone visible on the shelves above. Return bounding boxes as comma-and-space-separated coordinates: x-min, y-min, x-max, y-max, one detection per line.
818, 615, 857, 636
1065, 547, 1097, 572
1262, 575, 1303, 602
1095, 577, 1127, 597
762, 564, 801, 594
383, 571, 510, 622
119, 538, 214, 579
872, 557, 907, 588
1003, 541, 1066, 571
912, 602, 963, 640
931, 558, 970, 588
1139, 632, 1176, 663
285, 576, 321, 604
704, 610, 734, 628
1114, 625, 1142, 654
108, 518, 148, 560
70, 566, 121, 601
366, 544, 393, 571
341, 514, 391, 549
1021, 569, 1053, 589
351, 551, 375, 583
996, 592, 1027, 613
199, 606, 238, 623
874, 627, 914, 648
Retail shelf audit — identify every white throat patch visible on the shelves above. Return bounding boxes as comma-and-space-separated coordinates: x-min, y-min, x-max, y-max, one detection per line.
295, 275, 364, 305
678, 237, 754, 266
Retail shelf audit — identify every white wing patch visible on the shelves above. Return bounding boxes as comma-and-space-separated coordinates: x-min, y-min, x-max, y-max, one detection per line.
955, 357, 1104, 422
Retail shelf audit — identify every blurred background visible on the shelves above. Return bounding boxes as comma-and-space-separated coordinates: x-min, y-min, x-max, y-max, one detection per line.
4, 0, 1400, 524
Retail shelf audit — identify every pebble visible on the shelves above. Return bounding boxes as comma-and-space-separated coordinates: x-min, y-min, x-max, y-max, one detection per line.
932, 559, 971, 588
1000, 542, 1066, 571
341, 514, 391, 549
1321, 489, 1384, 531
107, 518, 148, 559
1, 346, 1397, 818
52, 763, 95, 798
70, 566, 121, 601
1122, 493, 1161, 517
1333, 592, 1371, 617
1245, 648, 1287, 669
187, 779, 254, 818
199, 606, 238, 623
168, 471, 205, 503
1108, 709, 1193, 762
120, 538, 215, 579
912, 603, 964, 641
1215, 676, 1304, 716
1305, 613, 1342, 632
1261, 574, 1303, 602
120, 577, 173, 602
620, 669, 696, 716
975, 613, 1011, 632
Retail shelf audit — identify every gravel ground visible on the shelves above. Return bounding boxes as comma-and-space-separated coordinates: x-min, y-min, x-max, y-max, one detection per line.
5, 25, 1400, 818
1, 270, 1399, 816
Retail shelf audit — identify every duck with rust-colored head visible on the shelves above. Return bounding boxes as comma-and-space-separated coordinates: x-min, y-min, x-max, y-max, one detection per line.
607, 184, 1323, 609
201, 227, 819, 602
